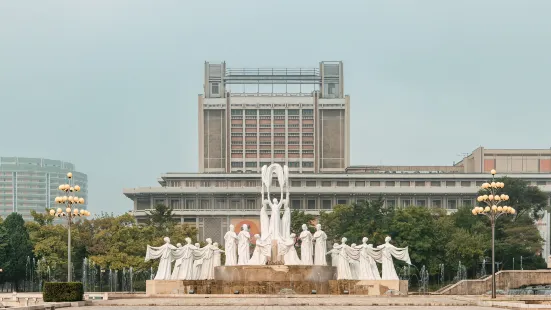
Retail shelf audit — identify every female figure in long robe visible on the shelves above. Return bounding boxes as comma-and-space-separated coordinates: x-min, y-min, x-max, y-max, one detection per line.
174, 238, 197, 280
267, 197, 285, 241
336, 237, 360, 280
212, 242, 224, 268
349, 243, 360, 279
192, 243, 202, 280
376, 236, 411, 280
224, 225, 238, 266
280, 188, 291, 240
249, 234, 271, 265
145, 237, 176, 280
299, 224, 313, 265
278, 233, 302, 265
313, 224, 327, 266
170, 243, 183, 279
237, 224, 251, 265
326, 243, 340, 267
354, 237, 381, 280
194, 238, 217, 280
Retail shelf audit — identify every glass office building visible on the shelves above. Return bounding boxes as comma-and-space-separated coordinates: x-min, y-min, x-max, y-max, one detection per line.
0, 157, 88, 221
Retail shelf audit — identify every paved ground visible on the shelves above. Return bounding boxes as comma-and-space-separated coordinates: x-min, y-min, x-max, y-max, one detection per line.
77, 307, 506, 310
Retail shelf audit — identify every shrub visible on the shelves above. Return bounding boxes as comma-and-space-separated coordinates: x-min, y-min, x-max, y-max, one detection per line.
43, 282, 84, 302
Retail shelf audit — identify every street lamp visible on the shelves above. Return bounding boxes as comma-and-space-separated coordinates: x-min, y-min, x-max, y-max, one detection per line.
48, 172, 90, 282
471, 169, 516, 299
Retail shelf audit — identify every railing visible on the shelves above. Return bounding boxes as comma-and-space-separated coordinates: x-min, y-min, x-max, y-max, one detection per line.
230, 92, 313, 97
226, 68, 319, 76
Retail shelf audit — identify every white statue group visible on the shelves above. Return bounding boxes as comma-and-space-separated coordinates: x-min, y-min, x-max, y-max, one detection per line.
326, 235, 411, 280
145, 236, 224, 280
145, 163, 412, 281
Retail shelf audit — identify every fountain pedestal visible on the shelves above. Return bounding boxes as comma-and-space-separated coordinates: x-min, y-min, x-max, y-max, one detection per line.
214, 265, 335, 282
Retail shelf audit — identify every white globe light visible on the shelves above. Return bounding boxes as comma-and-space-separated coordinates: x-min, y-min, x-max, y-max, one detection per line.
66, 207, 71, 213
56, 207, 62, 214
490, 169, 497, 175
49, 209, 55, 216
67, 172, 73, 178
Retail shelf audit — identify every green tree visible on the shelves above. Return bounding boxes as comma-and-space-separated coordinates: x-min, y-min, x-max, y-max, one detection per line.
146, 204, 174, 234
2, 213, 33, 290
289, 209, 316, 234
320, 198, 393, 244
29, 209, 55, 226
0, 220, 8, 283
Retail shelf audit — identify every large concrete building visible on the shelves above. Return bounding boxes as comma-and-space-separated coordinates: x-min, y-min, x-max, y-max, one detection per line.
124, 60, 551, 261
0, 157, 88, 221
198, 61, 350, 174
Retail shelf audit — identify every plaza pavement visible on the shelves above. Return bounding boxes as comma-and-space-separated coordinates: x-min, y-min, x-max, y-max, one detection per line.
75, 307, 506, 310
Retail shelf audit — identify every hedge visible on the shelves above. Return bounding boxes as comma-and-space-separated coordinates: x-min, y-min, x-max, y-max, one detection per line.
43, 282, 84, 302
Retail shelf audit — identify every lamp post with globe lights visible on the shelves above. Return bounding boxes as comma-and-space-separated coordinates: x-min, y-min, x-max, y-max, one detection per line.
472, 169, 516, 299
48, 172, 90, 282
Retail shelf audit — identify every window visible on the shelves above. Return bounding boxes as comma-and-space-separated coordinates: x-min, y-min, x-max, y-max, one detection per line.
183, 218, 196, 223
415, 181, 425, 187
288, 109, 299, 115
231, 162, 243, 168
447, 199, 457, 209
274, 109, 285, 115
307, 199, 316, 210
211, 82, 219, 95
245, 162, 257, 168
302, 109, 313, 115
337, 181, 349, 187
291, 180, 301, 187
432, 199, 442, 208
259, 109, 271, 115
230, 199, 240, 210
462, 199, 473, 206
337, 199, 347, 205
306, 181, 316, 187
400, 181, 410, 187
385, 181, 395, 187
200, 181, 210, 187
475, 181, 484, 186
230, 180, 241, 187
416, 199, 426, 207
355, 181, 365, 187
460, 181, 471, 187
328, 83, 336, 95
245, 180, 257, 187
386, 200, 396, 208
402, 199, 412, 207
430, 181, 441, 187
537, 181, 547, 186
200, 199, 210, 209
302, 162, 314, 168
369, 181, 380, 187
215, 199, 225, 209
231, 109, 242, 116
322, 199, 332, 209
322, 181, 332, 187
291, 199, 302, 209
215, 180, 227, 187
288, 162, 300, 167
171, 200, 181, 209
245, 109, 257, 115
246, 199, 256, 210
446, 181, 455, 187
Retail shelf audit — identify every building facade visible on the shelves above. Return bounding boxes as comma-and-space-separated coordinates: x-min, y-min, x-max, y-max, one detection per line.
123, 171, 551, 257
198, 61, 350, 174
0, 157, 88, 221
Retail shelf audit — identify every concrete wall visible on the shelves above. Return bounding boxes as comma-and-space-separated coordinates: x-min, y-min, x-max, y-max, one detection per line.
439, 270, 551, 295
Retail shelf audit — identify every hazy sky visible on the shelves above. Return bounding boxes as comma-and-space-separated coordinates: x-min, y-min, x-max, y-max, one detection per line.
1, 0, 550, 215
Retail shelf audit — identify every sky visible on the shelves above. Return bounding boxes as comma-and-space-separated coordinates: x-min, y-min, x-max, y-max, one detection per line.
1, 0, 550, 215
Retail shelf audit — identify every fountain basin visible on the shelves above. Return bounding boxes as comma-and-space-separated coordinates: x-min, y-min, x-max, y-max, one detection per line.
214, 265, 336, 282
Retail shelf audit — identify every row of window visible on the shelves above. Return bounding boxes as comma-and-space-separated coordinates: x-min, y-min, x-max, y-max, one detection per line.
231, 109, 314, 116
168, 178, 550, 188
146, 197, 473, 211
230, 161, 314, 168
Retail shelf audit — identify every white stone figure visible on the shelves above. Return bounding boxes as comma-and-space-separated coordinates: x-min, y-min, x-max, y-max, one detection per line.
278, 233, 302, 265
173, 237, 197, 280
267, 197, 286, 241
376, 236, 412, 280
260, 198, 271, 240
326, 243, 340, 267
354, 237, 382, 280
299, 224, 313, 265
224, 225, 238, 266
261, 163, 289, 240
170, 243, 183, 279
213, 242, 224, 268
335, 237, 360, 280
192, 243, 202, 280
145, 237, 177, 280
313, 224, 328, 266
249, 234, 271, 265
280, 183, 291, 239
193, 238, 217, 280
349, 243, 360, 280
237, 224, 251, 265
